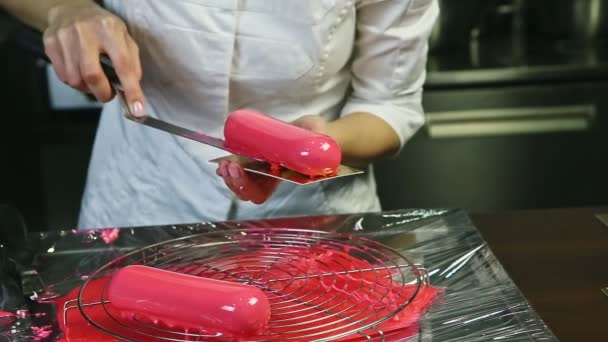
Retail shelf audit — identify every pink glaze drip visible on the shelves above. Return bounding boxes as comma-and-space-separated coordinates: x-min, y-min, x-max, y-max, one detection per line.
225, 247, 443, 340
31, 325, 53, 341
0, 311, 16, 327
224, 110, 342, 177
100, 228, 120, 244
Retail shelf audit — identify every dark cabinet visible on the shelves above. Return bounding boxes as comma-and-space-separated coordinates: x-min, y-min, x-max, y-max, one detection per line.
375, 81, 608, 213
1, 38, 99, 231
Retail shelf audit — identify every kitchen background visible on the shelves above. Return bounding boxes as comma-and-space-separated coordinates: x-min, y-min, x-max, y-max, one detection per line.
1, 0, 608, 231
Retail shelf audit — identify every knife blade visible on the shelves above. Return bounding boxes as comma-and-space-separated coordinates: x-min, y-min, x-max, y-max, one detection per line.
114, 88, 226, 150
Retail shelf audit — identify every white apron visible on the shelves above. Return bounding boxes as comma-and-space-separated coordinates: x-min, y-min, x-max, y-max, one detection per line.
78, 0, 438, 229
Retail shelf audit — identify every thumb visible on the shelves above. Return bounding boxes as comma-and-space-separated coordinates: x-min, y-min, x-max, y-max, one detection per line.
291, 115, 326, 134
122, 78, 146, 117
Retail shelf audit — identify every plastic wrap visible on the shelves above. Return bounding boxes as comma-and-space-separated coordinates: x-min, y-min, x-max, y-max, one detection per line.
0, 209, 557, 341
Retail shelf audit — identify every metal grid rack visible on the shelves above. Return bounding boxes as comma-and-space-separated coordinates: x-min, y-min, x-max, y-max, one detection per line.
63, 229, 430, 341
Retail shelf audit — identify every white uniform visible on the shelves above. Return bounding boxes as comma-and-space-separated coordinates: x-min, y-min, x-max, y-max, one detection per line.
77, 0, 439, 229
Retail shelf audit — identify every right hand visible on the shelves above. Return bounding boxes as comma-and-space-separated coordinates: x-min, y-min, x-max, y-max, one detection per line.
216, 160, 280, 205
43, 2, 145, 116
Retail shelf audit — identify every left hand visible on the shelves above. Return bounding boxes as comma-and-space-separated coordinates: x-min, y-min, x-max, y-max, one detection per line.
290, 114, 329, 135
216, 115, 329, 204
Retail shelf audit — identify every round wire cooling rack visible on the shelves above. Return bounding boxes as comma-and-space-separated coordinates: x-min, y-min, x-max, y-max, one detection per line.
63, 228, 430, 342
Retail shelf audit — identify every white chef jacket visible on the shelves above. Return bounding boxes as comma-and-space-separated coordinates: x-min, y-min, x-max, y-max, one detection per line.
77, 0, 439, 229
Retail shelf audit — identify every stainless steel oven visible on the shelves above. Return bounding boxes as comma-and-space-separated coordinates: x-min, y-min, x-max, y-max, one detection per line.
376, 0, 608, 213
376, 82, 608, 213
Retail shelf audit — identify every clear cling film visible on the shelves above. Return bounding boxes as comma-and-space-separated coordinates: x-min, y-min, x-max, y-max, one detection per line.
1, 209, 557, 341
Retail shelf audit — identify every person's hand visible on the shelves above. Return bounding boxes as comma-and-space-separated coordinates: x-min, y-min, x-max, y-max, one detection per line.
217, 115, 330, 204
216, 160, 280, 204
290, 114, 330, 136
43, 1, 145, 116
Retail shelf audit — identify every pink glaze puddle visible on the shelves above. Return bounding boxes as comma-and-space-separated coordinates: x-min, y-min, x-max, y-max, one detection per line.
201, 247, 443, 341
51, 246, 441, 341
0, 311, 16, 327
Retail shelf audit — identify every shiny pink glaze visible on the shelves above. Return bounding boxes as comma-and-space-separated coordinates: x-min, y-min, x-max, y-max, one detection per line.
0, 311, 16, 327
224, 110, 342, 176
31, 325, 53, 341
106, 265, 271, 337
100, 228, 120, 244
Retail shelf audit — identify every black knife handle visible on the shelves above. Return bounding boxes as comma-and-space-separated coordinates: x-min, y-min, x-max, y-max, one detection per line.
14, 26, 121, 86
98, 54, 121, 87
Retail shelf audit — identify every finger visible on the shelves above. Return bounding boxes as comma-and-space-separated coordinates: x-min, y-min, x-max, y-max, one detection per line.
260, 176, 281, 191
291, 115, 315, 128
249, 173, 281, 204
57, 27, 87, 92
43, 34, 69, 84
237, 171, 272, 203
230, 178, 254, 202
220, 161, 275, 203
223, 177, 250, 201
250, 180, 276, 204
125, 33, 142, 81
228, 162, 243, 179
220, 163, 249, 200
102, 28, 145, 117
290, 115, 307, 126
292, 115, 326, 133
250, 195, 266, 205
79, 40, 113, 102
219, 161, 230, 178
222, 176, 236, 192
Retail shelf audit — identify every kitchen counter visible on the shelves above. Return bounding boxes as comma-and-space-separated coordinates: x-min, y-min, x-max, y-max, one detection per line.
1, 209, 557, 341
1, 206, 606, 341
472, 207, 608, 342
